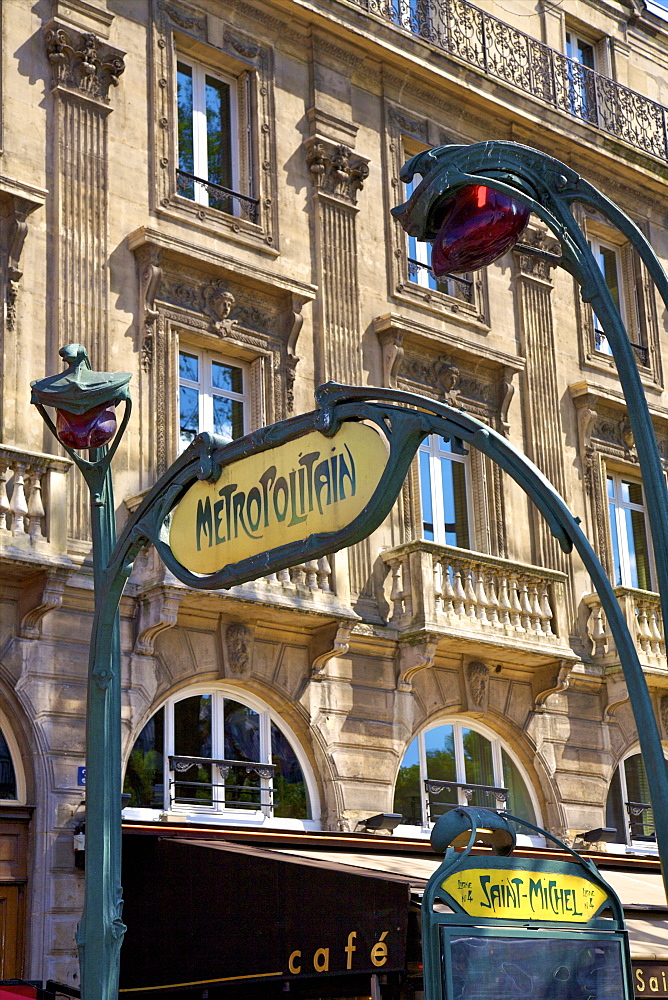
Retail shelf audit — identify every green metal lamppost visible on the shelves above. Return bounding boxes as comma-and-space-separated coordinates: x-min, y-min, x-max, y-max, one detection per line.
31, 344, 132, 1000
393, 139, 668, 892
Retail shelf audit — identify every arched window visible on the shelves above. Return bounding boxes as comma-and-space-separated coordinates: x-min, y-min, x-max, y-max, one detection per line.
606, 752, 655, 847
394, 720, 538, 833
123, 687, 318, 828
0, 728, 17, 801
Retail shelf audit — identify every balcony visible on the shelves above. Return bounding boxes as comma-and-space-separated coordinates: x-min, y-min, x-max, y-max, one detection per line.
344, 0, 668, 164
382, 541, 572, 662
584, 587, 666, 672
0, 444, 72, 564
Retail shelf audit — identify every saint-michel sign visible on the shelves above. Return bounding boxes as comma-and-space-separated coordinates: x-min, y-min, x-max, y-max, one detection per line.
169, 422, 389, 575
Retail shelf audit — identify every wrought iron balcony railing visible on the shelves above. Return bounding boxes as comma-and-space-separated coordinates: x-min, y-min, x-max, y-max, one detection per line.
626, 800, 655, 842
407, 257, 474, 302
345, 0, 668, 163
425, 778, 508, 822
168, 754, 276, 815
176, 170, 260, 222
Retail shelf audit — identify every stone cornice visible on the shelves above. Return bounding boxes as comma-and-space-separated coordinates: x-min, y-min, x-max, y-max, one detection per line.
127, 227, 317, 301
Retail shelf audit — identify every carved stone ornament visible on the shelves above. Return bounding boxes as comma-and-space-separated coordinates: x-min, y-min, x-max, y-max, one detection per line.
43, 21, 126, 102
437, 363, 461, 407
203, 283, 236, 337
464, 659, 489, 711
222, 622, 255, 678
157, 0, 207, 36
513, 226, 561, 281
396, 635, 439, 692
19, 568, 71, 639
311, 623, 353, 680
305, 138, 369, 205
533, 659, 574, 711
136, 246, 163, 372
1, 190, 44, 333
134, 586, 184, 656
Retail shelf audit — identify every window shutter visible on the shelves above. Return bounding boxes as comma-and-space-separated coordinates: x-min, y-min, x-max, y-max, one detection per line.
620, 243, 644, 351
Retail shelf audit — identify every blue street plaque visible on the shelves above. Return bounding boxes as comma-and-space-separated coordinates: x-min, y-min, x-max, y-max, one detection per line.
78, 766, 86, 786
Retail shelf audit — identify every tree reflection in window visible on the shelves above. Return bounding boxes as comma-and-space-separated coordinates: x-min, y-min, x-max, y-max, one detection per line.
123, 692, 309, 821
393, 721, 536, 829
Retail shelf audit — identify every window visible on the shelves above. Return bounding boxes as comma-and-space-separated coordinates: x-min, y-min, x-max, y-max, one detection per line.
607, 472, 653, 590
178, 348, 248, 452
405, 174, 474, 303
589, 238, 623, 356
419, 435, 471, 548
176, 56, 257, 222
606, 752, 655, 847
123, 688, 316, 826
565, 31, 597, 123
393, 720, 538, 831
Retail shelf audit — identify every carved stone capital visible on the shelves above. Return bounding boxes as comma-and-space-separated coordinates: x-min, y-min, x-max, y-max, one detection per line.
513, 227, 561, 282
310, 622, 353, 680
19, 568, 71, 639
43, 20, 126, 103
396, 634, 439, 692
304, 138, 369, 205
134, 585, 184, 656
222, 621, 256, 678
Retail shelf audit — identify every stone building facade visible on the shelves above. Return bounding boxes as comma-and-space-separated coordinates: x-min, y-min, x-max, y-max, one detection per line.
1, 0, 668, 988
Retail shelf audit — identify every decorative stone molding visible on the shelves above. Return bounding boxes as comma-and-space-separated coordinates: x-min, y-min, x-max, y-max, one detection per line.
533, 659, 574, 711
18, 568, 71, 639
43, 21, 125, 103
305, 138, 369, 206
222, 621, 256, 678
0, 180, 46, 334
135, 245, 163, 372
310, 623, 353, 680
134, 586, 184, 656
203, 283, 236, 337
157, 0, 207, 36
396, 634, 440, 692
463, 659, 489, 712
604, 669, 629, 722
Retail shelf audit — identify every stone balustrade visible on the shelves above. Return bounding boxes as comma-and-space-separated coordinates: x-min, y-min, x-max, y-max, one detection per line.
261, 558, 333, 594
0, 444, 72, 556
382, 541, 571, 657
584, 588, 666, 671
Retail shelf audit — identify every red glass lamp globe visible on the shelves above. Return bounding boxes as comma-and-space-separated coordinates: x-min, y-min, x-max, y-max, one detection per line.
431, 184, 530, 276
55, 401, 117, 450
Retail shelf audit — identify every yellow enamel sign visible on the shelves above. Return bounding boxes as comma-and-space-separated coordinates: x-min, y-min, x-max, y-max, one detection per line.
169, 423, 389, 575
442, 869, 609, 922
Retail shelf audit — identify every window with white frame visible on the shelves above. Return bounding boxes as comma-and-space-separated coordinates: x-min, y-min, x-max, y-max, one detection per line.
607, 471, 654, 591
176, 56, 256, 221
123, 688, 316, 825
606, 752, 655, 847
586, 234, 650, 368
393, 720, 538, 830
178, 348, 248, 452
564, 31, 597, 122
419, 435, 471, 548
588, 237, 624, 356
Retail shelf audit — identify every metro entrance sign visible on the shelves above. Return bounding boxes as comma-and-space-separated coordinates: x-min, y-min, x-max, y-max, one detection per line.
31, 357, 665, 1000
422, 808, 633, 1000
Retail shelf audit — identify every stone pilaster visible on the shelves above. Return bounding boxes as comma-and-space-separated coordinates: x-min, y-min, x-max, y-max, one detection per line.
43, 21, 125, 543
513, 230, 574, 620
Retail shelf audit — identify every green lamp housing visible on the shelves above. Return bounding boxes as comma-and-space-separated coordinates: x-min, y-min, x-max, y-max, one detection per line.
30, 344, 132, 450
